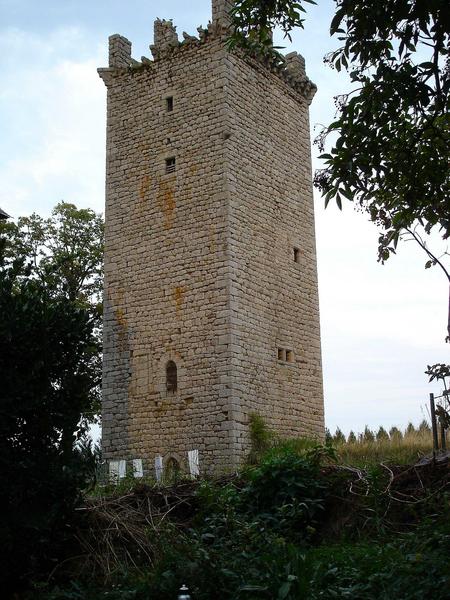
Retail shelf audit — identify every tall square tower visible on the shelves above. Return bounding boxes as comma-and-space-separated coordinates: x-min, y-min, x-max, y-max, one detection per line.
99, 1, 324, 475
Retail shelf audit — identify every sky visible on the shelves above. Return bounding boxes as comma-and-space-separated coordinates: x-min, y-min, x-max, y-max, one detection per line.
1, 0, 448, 436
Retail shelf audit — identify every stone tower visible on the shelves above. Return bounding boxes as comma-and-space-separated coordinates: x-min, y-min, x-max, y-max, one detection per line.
98, 0, 324, 476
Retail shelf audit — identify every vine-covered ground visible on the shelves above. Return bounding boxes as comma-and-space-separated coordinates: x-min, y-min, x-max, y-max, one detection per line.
32, 436, 450, 600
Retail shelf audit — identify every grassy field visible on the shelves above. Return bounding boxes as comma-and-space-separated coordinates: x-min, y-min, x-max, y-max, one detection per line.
250, 415, 436, 467
333, 425, 435, 466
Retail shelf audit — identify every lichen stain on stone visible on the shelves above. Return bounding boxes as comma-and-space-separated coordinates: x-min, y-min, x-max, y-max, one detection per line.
157, 178, 176, 229
115, 307, 127, 329
139, 175, 151, 201
172, 285, 186, 314
113, 296, 129, 351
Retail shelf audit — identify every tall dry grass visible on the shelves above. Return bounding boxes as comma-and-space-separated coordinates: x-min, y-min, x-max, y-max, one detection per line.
334, 425, 435, 466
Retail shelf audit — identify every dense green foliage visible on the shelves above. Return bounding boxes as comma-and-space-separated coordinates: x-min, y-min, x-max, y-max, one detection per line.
0, 202, 104, 308
0, 201, 104, 419
228, 0, 316, 65
314, 0, 450, 262
29, 438, 450, 600
0, 204, 103, 593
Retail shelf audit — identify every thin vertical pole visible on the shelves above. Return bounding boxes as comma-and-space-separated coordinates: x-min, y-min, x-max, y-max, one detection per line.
440, 424, 447, 452
430, 393, 439, 453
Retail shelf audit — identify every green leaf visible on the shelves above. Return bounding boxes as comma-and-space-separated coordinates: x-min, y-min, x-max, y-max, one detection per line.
278, 581, 292, 599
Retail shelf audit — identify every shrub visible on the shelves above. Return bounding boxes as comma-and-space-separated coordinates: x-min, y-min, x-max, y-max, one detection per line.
247, 413, 275, 464
333, 427, 346, 444
405, 422, 417, 436
348, 430, 357, 443
362, 426, 375, 443
238, 446, 331, 540
376, 426, 389, 441
418, 419, 431, 433
389, 426, 403, 441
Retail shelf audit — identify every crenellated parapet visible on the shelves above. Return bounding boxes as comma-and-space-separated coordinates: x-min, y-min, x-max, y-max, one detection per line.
98, 2, 316, 105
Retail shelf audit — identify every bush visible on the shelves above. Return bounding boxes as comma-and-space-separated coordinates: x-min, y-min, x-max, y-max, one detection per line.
333, 427, 346, 444
238, 447, 331, 539
247, 413, 275, 464
376, 426, 389, 441
29, 440, 450, 600
304, 518, 450, 599
347, 430, 357, 443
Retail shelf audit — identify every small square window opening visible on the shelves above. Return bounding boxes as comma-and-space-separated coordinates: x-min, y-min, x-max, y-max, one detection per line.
293, 247, 300, 263
166, 96, 174, 112
278, 348, 286, 361
165, 157, 176, 174
286, 350, 294, 363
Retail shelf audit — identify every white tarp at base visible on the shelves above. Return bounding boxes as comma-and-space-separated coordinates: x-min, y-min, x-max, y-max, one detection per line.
118, 459, 126, 479
132, 458, 143, 478
155, 455, 163, 482
188, 449, 200, 477
109, 460, 119, 482
109, 459, 126, 481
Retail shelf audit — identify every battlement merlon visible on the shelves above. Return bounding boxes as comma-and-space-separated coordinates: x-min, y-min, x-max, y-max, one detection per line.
150, 19, 179, 60
212, 0, 233, 27
284, 51, 317, 104
109, 34, 132, 68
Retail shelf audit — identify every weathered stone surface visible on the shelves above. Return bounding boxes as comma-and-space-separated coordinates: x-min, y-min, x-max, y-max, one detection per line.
98, 1, 324, 475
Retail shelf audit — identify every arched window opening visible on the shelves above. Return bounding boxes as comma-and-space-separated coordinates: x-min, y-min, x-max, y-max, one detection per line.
166, 360, 178, 392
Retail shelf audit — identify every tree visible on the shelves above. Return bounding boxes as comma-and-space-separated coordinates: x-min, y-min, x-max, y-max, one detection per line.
0, 203, 103, 592
0, 201, 103, 309
0, 251, 100, 591
389, 425, 403, 441
228, 0, 316, 64
333, 427, 346, 444
362, 425, 375, 443
376, 426, 389, 441
347, 430, 357, 443
418, 419, 431, 433
0, 201, 104, 420
426, 362, 450, 394
405, 421, 417, 436
230, 0, 450, 339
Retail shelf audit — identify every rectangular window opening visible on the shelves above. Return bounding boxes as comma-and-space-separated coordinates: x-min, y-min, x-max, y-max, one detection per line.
278, 347, 295, 363
293, 247, 300, 263
165, 157, 176, 174
166, 96, 174, 112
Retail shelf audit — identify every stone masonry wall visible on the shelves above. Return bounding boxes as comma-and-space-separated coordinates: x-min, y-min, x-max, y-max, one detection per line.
223, 53, 324, 459
101, 31, 236, 474
99, 5, 324, 475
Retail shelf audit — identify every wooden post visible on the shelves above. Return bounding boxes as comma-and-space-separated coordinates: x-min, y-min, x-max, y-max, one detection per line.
430, 393, 439, 453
